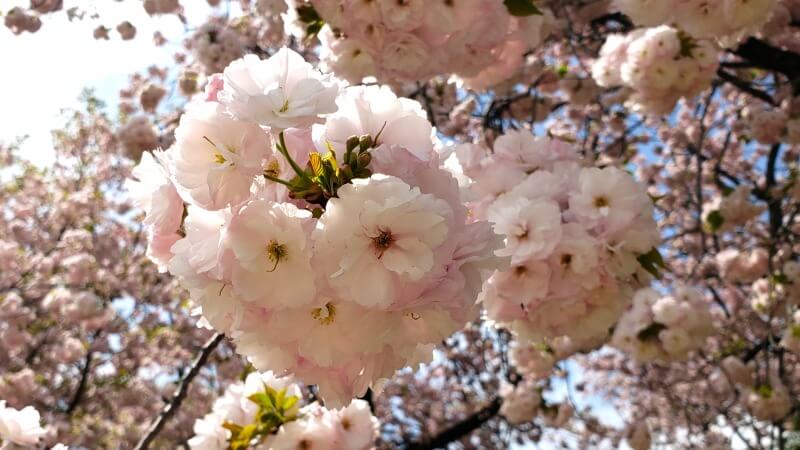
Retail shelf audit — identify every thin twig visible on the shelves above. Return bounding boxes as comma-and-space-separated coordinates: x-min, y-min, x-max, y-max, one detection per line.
406, 397, 502, 450
716, 69, 777, 106
66, 329, 101, 414
134, 333, 224, 450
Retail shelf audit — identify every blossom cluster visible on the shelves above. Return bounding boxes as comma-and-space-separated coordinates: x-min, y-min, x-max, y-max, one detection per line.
286, 0, 553, 88
781, 310, 800, 354
702, 185, 765, 233
118, 116, 161, 161
614, 0, 777, 44
189, 371, 378, 450
450, 130, 659, 346
0, 401, 67, 449
611, 287, 714, 362
128, 47, 503, 406
591, 26, 718, 114
508, 335, 594, 381
144, 0, 181, 15
0, 401, 47, 447
742, 102, 800, 145
4, 7, 42, 34
498, 379, 541, 425
715, 357, 793, 422
715, 248, 769, 284
189, 21, 247, 74
625, 422, 651, 450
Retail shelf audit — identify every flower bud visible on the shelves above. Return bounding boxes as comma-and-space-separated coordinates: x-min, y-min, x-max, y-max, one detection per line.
345, 135, 360, 153
359, 135, 373, 152
357, 152, 371, 168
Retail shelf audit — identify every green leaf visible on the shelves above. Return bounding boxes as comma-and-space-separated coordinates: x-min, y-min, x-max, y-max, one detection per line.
223, 421, 258, 450
306, 20, 324, 38
247, 392, 273, 410
309, 152, 324, 177
323, 151, 339, 176
295, 4, 325, 39
556, 64, 568, 78
503, 0, 542, 16
636, 322, 667, 342
275, 388, 286, 410
718, 338, 746, 357
265, 386, 279, 411
239, 363, 255, 382
222, 421, 242, 434
720, 185, 735, 196
533, 342, 553, 354
756, 383, 773, 399
295, 4, 321, 23
282, 395, 299, 413
637, 247, 667, 279
772, 273, 790, 285
705, 210, 724, 232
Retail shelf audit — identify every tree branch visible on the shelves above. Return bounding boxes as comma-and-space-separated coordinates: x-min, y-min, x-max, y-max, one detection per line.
716, 69, 777, 106
134, 333, 224, 450
406, 397, 502, 450
66, 330, 101, 414
734, 38, 800, 92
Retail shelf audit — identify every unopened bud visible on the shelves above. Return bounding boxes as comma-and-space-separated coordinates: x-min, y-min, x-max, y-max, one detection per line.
340, 164, 353, 180
345, 135, 360, 152
359, 135, 373, 152
357, 152, 371, 168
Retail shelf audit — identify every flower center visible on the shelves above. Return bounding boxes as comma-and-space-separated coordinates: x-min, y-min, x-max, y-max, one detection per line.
560, 254, 573, 269
341, 417, 351, 431
311, 302, 336, 325
264, 159, 281, 177
594, 196, 609, 208
266, 240, 287, 272
204, 136, 236, 166
513, 265, 528, 277
372, 228, 394, 258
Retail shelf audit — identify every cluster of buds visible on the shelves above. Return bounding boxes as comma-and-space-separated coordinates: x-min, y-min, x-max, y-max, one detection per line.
269, 130, 381, 208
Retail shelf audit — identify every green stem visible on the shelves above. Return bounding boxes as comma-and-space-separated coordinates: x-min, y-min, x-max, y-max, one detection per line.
277, 131, 310, 181
262, 172, 294, 188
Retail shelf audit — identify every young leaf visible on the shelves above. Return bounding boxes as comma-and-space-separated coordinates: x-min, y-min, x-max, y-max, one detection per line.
248, 392, 273, 410
637, 247, 667, 279
309, 152, 324, 177
503, 0, 542, 16
282, 395, 299, 413
705, 210, 724, 232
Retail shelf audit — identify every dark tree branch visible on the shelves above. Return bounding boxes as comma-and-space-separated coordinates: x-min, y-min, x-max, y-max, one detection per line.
734, 38, 800, 92
590, 12, 634, 32
361, 387, 375, 414
134, 333, 224, 450
66, 329, 101, 414
406, 397, 502, 450
743, 338, 771, 363
716, 69, 777, 106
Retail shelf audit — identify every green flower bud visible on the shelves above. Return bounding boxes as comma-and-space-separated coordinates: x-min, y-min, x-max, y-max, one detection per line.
345, 135, 360, 152
359, 134, 373, 152
357, 152, 371, 168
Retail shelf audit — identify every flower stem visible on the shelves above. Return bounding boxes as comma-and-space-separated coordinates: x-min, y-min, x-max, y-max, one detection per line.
277, 131, 310, 181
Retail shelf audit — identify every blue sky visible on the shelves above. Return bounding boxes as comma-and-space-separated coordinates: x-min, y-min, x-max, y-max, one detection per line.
0, 1, 216, 164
